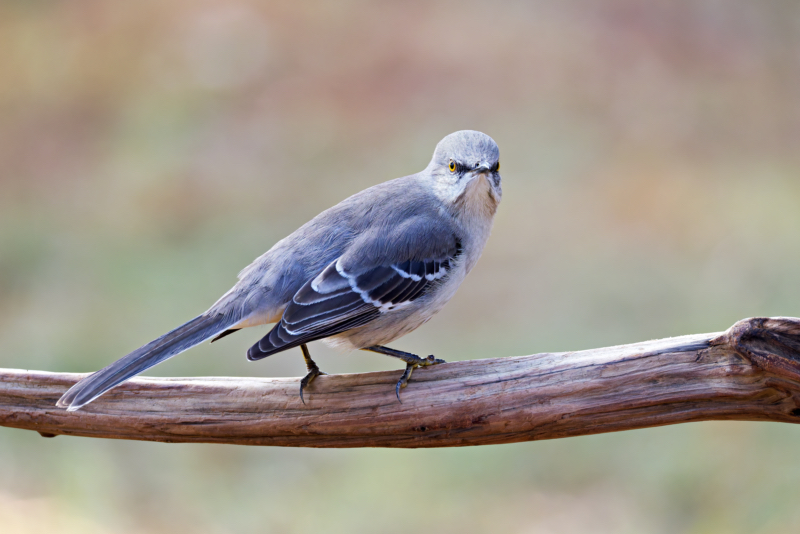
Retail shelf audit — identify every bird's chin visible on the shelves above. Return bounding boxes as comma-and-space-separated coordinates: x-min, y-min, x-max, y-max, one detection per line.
457, 172, 499, 216
473, 172, 502, 200
487, 173, 502, 199
467, 170, 489, 183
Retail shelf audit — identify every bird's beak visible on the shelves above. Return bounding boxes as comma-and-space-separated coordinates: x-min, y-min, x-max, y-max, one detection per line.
474, 163, 492, 174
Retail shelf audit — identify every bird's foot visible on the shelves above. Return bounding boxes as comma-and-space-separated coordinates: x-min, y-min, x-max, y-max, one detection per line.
300, 366, 327, 405
395, 354, 445, 403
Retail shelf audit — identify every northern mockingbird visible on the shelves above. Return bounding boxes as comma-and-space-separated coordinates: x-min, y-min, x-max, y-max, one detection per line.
57, 130, 502, 410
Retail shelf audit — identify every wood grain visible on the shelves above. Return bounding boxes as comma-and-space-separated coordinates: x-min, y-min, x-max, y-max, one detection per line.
2, 317, 800, 447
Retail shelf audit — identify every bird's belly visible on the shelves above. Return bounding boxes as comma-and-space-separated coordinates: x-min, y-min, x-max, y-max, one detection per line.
227, 307, 284, 329
324, 268, 466, 351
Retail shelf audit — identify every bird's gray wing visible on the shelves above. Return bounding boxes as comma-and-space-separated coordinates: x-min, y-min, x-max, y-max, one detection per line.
247, 226, 462, 360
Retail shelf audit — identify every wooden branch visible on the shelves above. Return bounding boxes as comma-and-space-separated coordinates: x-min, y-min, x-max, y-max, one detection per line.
2, 317, 800, 447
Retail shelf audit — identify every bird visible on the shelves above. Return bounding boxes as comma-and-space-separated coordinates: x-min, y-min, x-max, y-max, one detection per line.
56, 130, 502, 411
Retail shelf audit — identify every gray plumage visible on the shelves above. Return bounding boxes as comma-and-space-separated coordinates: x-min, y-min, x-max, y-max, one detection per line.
57, 130, 502, 411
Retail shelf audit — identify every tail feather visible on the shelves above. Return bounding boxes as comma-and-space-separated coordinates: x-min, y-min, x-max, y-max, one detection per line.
57, 314, 234, 411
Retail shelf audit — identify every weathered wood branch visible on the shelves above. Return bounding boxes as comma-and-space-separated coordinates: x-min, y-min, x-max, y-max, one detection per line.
2, 317, 800, 447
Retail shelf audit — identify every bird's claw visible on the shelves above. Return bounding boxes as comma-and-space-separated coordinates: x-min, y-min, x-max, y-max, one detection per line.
422, 355, 446, 366
395, 363, 413, 403
300, 368, 326, 405
394, 355, 445, 403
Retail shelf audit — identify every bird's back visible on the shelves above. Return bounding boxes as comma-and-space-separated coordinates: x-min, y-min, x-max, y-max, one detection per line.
208, 173, 457, 324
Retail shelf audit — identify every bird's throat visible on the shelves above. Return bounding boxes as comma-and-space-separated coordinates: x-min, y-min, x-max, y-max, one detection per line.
457, 174, 498, 220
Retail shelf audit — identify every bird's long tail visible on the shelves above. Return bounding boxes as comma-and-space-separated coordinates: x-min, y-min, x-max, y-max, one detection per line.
57, 314, 236, 411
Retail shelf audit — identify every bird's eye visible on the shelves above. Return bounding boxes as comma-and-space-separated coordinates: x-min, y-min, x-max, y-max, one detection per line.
449, 160, 456, 173
495, 161, 500, 172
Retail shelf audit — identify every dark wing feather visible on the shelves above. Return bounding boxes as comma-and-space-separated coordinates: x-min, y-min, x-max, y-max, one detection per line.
246, 253, 457, 360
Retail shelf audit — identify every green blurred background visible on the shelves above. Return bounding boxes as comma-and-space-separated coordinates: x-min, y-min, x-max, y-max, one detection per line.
2, 1, 800, 532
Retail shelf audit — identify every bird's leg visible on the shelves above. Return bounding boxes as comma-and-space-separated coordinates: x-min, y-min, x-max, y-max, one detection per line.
299, 344, 326, 404
361, 345, 445, 402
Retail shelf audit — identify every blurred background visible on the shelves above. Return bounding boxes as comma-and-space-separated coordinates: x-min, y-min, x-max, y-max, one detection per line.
2, 0, 800, 532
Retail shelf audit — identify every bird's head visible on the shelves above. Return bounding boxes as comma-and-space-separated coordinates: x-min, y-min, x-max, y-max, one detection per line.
427, 130, 502, 214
